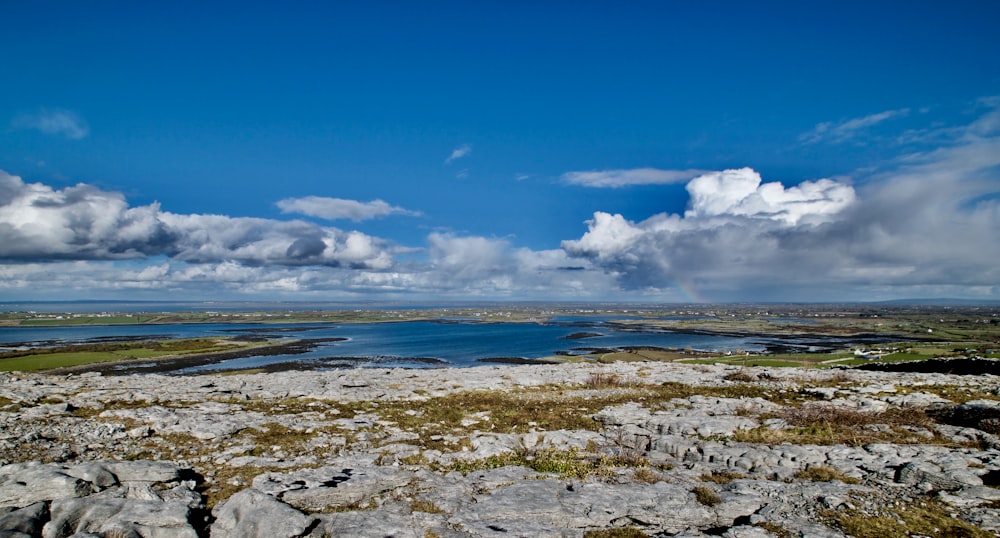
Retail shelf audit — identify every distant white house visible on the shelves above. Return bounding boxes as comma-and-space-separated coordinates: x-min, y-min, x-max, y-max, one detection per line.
853, 348, 890, 359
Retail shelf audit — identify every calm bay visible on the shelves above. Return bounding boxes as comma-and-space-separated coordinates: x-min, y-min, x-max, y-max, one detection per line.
0, 318, 765, 372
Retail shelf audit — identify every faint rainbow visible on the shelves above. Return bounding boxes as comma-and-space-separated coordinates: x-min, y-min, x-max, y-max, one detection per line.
672, 279, 704, 303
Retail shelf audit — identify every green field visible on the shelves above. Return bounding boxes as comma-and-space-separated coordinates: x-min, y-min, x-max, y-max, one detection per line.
0, 338, 246, 372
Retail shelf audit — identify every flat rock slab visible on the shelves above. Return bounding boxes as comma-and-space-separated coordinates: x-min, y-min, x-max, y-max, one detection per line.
211, 489, 315, 538
43, 497, 197, 538
253, 465, 413, 512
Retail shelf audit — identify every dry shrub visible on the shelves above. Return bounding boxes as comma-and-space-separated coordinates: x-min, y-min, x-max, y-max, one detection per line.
632, 467, 661, 484
724, 370, 758, 382
586, 372, 626, 389
794, 465, 860, 484
734, 404, 953, 446
692, 485, 721, 506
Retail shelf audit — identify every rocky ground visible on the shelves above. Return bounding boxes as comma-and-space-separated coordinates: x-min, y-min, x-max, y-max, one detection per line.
1, 361, 999, 537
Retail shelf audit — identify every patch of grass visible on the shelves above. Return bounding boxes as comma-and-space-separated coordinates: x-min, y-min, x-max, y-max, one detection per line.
0, 337, 244, 372
399, 452, 429, 466
449, 447, 642, 480
241, 422, 326, 458
794, 465, 859, 484
0, 351, 137, 372
732, 404, 962, 447
632, 467, 661, 484
724, 370, 758, 382
0, 395, 18, 411
824, 498, 992, 538
692, 485, 721, 506
585, 372, 627, 388
753, 522, 796, 538
411, 499, 445, 514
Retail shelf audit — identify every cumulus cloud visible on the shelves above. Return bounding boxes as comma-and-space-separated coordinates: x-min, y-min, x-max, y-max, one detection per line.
420, 232, 616, 297
562, 106, 1000, 301
562, 168, 706, 188
0, 171, 394, 269
444, 144, 471, 164
276, 196, 421, 221
12, 108, 90, 139
683, 168, 855, 225
0, 170, 623, 300
800, 108, 910, 144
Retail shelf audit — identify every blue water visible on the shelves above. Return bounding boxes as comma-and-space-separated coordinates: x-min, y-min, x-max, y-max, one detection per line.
0, 319, 765, 372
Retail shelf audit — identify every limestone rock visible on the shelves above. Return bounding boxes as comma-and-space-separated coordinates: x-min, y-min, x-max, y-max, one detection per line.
0, 502, 48, 536
210, 488, 315, 538
253, 465, 412, 512
43, 497, 197, 538
0, 464, 94, 509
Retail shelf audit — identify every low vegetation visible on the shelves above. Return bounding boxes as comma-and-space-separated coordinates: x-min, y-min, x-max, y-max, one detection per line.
793, 465, 860, 484
0, 338, 250, 372
731, 404, 964, 447
691, 485, 721, 506
824, 497, 994, 538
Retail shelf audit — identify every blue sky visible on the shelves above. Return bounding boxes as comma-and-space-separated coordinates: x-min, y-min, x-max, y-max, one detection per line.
2, 1, 999, 303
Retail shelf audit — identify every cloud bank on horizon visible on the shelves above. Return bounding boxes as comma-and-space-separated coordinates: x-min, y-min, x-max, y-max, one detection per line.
2, 101, 998, 302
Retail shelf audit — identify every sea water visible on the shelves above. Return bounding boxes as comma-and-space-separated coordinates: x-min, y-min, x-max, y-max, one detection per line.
0, 318, 765, 371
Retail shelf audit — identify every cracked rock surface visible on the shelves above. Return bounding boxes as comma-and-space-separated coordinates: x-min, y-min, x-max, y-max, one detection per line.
1, 362, 999, 537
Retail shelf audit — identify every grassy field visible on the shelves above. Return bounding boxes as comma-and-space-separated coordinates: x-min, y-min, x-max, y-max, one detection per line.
0, 337, 247, 372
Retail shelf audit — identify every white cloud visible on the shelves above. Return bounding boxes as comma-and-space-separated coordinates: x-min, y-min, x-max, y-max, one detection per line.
684, 167, 855, 225
0, 171, 395, 269
562, 168, 705, 188
562, 104, 1000, 301
800, 108, 910, 144
276, 196, 420, 221
444, 144, 471, 164
12, 108, 90, 139
418, 232, 616, 297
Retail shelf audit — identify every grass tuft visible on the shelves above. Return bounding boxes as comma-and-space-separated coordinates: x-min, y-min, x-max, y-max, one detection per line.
692, 485, 721, 506
793, 465, 860, 484
585, 372, 627, 388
